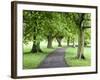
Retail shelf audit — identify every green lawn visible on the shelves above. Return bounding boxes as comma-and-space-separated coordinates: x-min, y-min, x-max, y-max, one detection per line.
23, 41, 58, 69
65, 47, 91, 67
23, 40, 66, 69
23, 48, 55, 69
23, 41, 91, 69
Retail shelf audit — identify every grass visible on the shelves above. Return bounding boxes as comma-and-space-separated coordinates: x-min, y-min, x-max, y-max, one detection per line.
23, 48, 55, 69
65, 47, 91, 67
23, 41, 91, 69
23, 40, 66, 69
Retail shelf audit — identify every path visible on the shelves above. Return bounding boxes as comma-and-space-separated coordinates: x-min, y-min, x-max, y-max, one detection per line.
38, 48, 69, 68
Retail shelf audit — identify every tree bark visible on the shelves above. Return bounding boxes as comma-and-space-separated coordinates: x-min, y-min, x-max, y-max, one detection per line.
31, 24, 42, 53
31, 42, 42, 53
72, 38, 75, 47
47, 34, 53, 48
31, 42, 37, 53
77, 29, 85, 59
56, 36, 63, 47
84, 41, 87, 47
76, 13, 85, 59
67, 37, 70, 47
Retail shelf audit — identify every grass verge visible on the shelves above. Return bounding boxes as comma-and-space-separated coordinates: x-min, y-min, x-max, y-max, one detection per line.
65, 47, 91, 67
23, 48, 55, 69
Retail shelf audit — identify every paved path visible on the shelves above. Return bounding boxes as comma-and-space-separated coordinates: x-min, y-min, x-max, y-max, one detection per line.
38, 48, 69, 68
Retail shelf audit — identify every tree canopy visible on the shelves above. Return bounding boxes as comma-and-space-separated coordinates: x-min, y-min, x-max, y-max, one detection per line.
23, 10, 91, 59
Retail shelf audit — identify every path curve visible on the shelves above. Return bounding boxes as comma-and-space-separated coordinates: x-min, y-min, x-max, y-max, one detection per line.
38, 48, 68, 68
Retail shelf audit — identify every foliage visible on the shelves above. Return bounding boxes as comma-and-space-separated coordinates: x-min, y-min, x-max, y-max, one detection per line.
23, 11, 83, 43
23, 10, 91, 57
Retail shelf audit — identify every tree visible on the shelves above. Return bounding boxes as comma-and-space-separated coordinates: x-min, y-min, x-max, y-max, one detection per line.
71, 13, 91, 59
42, 12, 57, 48
23, 11, 45, 53
23, 10, 91, 56
43, 12, 68, 48
64, 13, 78, 47
52, 12, 78, 47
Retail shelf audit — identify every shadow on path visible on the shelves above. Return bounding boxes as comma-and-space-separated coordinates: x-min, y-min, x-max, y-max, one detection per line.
38, 47, 69, 68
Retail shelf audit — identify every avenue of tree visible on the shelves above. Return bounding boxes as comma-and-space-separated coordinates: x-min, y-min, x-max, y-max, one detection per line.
23, 10, 91, 59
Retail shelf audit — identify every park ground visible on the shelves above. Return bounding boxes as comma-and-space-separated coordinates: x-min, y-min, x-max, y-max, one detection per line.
23, 40, 91, 69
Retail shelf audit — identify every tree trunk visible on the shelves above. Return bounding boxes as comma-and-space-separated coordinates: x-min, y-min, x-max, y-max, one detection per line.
72, 38, 75, 47
67, 37, 70, 47
31, 25, 42, 53
31, 30, 37, 53
56, 37, 63, 47
84, 41, 87, 47
31, 42, 37, 53
31, 42, 42, 53
36, 42, 42, 52
47, 35, 53, 48
77, 29, 85, 59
